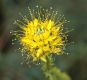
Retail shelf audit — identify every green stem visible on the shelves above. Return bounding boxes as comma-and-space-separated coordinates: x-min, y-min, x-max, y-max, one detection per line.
41, 56, 71, 80
41, 56, 54, 80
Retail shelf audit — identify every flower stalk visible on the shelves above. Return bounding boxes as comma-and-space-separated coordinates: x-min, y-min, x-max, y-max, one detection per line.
41, 55, 71, 80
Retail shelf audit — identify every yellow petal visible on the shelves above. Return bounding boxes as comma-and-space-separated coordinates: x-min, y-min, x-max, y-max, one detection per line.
41, 57, 47, 62
36, 48, 43, 58
47, 20, 54, 30
33, 19, 38, 27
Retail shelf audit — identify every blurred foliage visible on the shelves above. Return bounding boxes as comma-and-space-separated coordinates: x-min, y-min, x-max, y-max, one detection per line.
0, 0, 87, 80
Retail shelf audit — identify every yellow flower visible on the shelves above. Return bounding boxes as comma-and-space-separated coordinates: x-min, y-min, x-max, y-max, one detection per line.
15, 6, 66, 62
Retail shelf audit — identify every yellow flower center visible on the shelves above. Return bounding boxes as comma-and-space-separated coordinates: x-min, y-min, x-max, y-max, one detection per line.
19, 18, 65, 62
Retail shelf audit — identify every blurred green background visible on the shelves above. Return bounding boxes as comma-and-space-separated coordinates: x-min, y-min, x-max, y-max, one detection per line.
0, 0, 87, 80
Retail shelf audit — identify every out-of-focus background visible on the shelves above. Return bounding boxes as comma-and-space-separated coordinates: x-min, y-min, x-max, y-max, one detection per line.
0, 0, 87, 80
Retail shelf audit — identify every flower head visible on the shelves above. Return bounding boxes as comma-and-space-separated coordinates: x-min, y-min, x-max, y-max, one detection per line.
14, 6, 67, 62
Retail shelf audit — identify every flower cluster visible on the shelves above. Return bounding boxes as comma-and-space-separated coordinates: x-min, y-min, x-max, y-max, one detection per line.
15, 6, 66, 62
